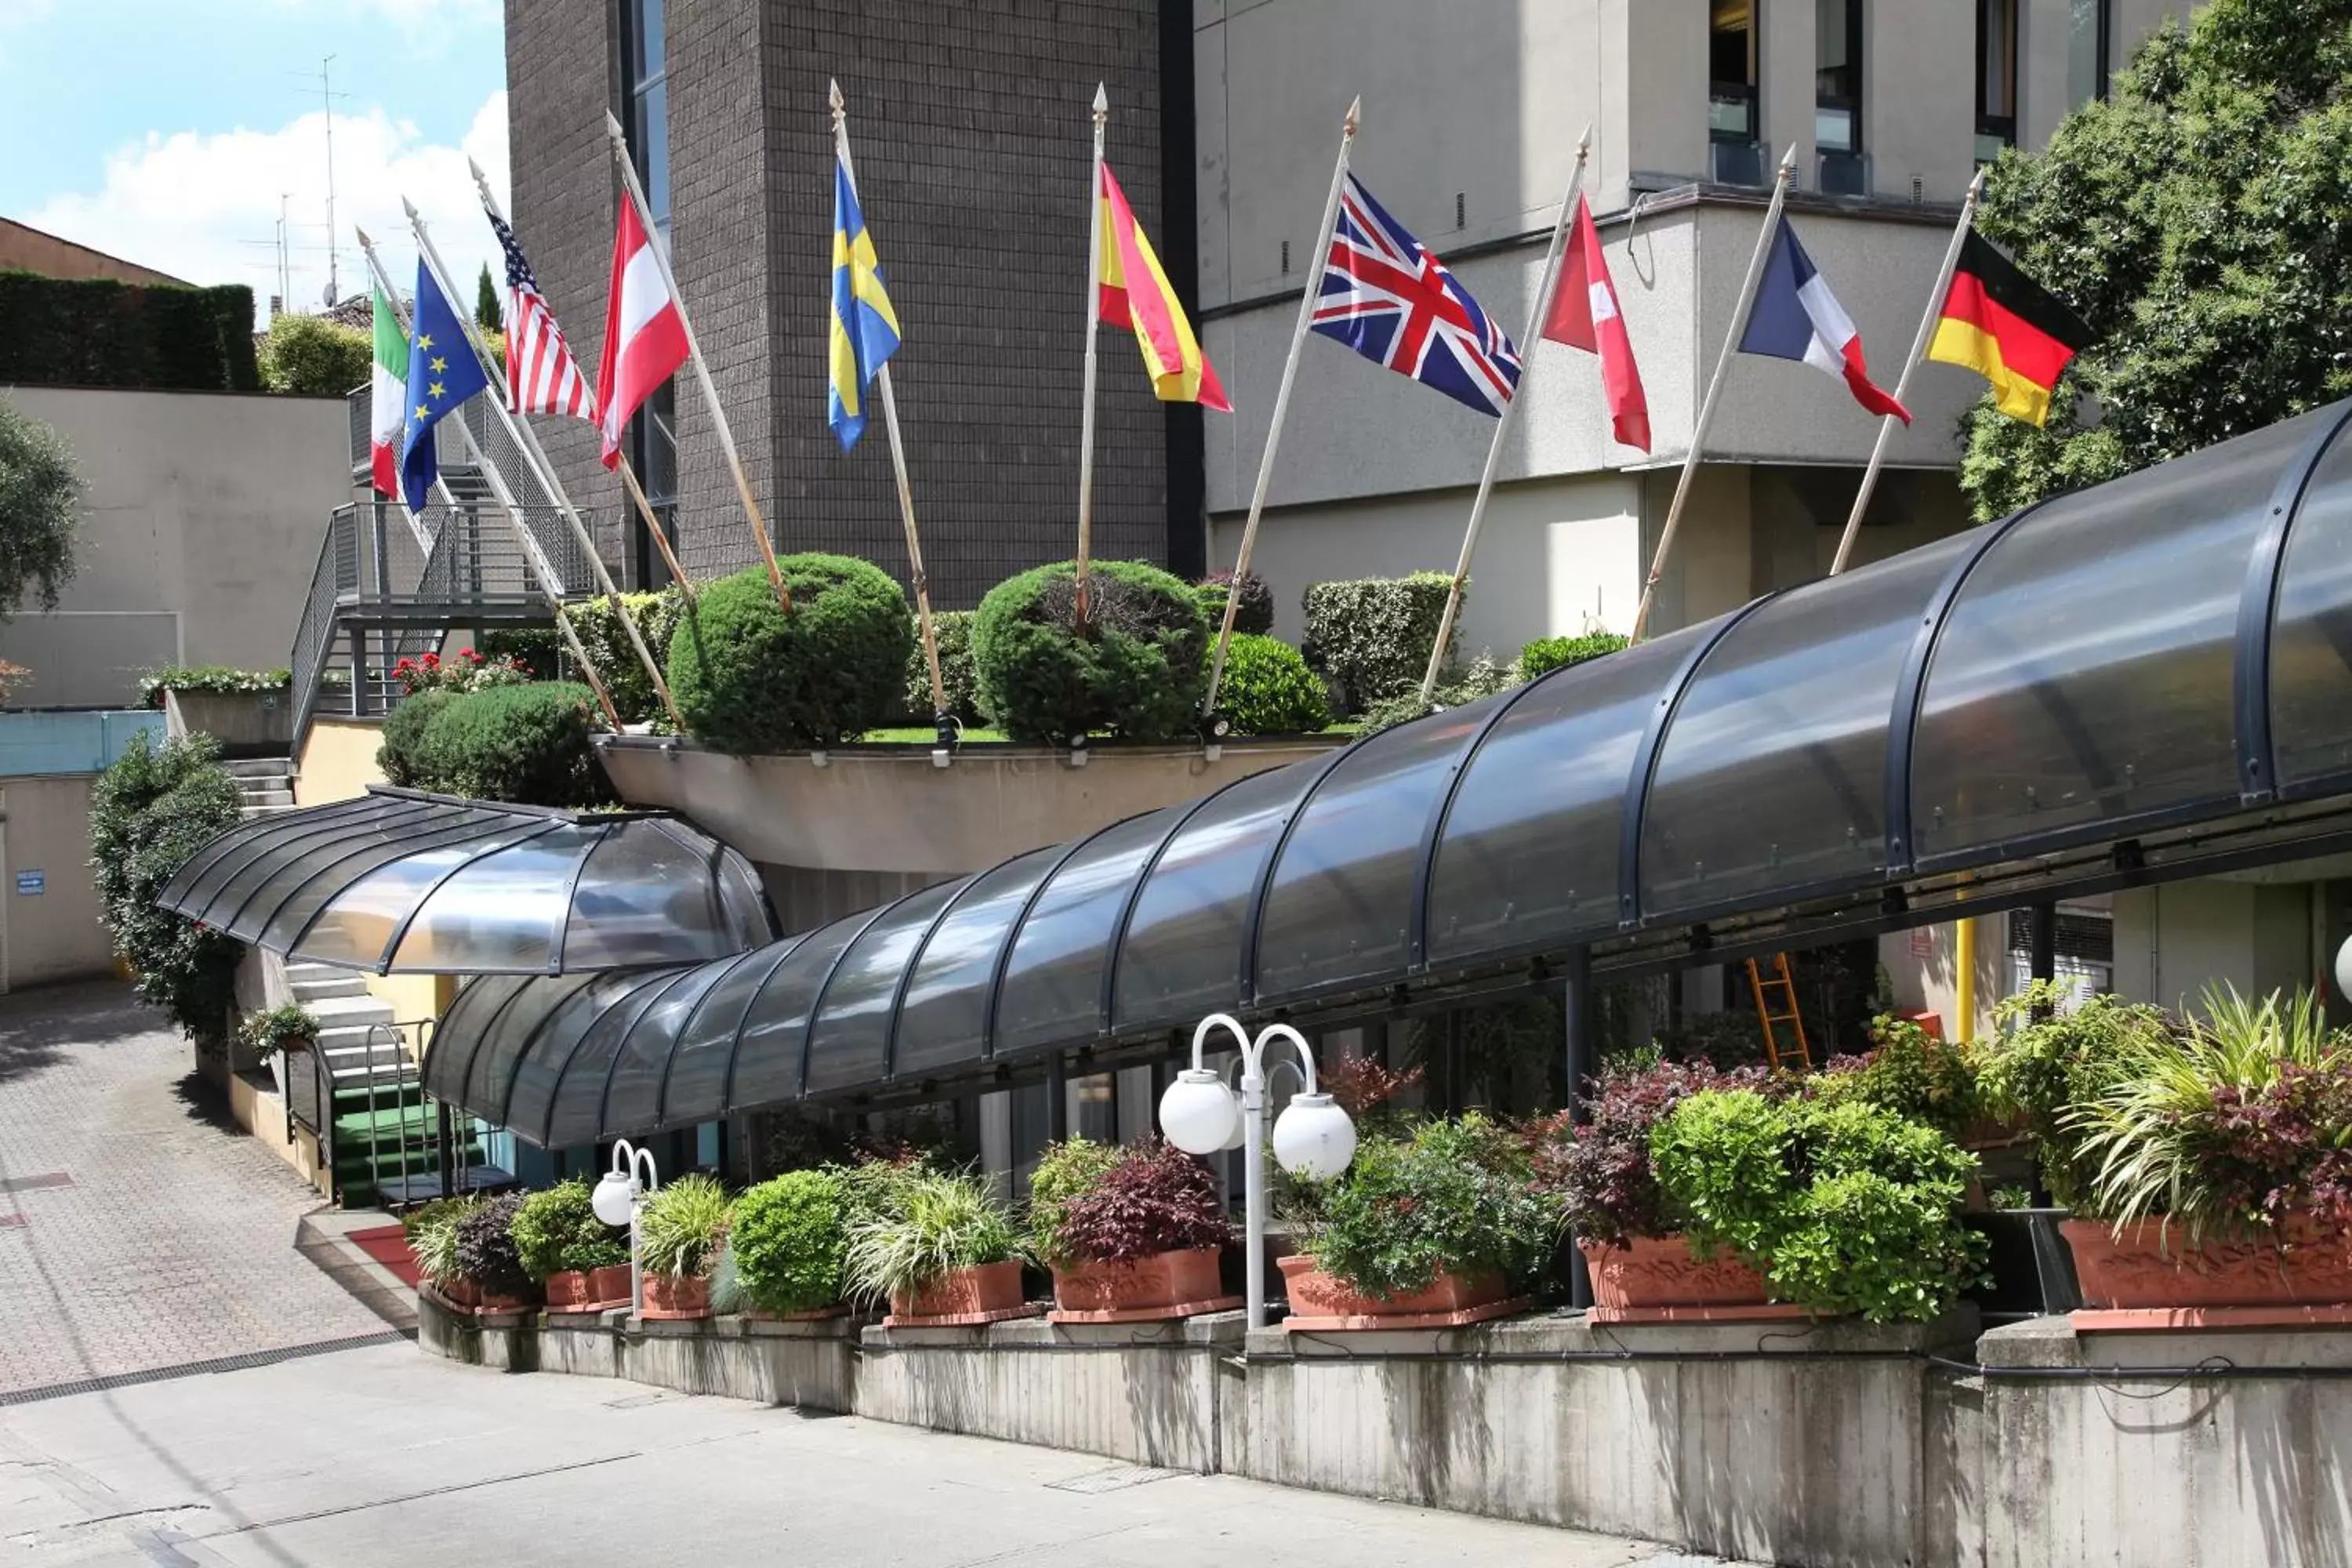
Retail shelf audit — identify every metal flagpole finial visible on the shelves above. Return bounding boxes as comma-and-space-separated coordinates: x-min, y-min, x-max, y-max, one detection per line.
1344, 94, 1362, 138
1777, 143, 1800, 179
829, 78, 845, 119
400, 196, 420, 222
467, 156, 497, 209
354, 224, 372, 249
1967, 165, 1990, 202
603, 110, 629, 149
1576, 120, 1592, 160
1092, 82, 1109, 120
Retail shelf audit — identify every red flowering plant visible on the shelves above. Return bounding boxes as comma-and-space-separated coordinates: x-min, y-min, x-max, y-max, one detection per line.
1044, 1138, 1230, 1266
1533, 1055, 1780, 1247
392, 646, 535, 696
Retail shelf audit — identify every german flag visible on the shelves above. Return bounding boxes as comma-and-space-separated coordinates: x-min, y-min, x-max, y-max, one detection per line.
1927, 232, 2092, 427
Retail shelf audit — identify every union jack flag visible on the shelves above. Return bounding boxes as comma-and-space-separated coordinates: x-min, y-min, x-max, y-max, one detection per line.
1311, 176, 1520, 417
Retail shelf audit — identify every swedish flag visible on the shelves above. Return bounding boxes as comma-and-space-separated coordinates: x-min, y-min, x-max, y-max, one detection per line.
829, 155, 902, 451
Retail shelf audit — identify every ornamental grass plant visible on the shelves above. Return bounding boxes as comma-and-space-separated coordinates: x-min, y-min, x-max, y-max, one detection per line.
840, 1167, 1022, 1307
636, 1173, 733, 1280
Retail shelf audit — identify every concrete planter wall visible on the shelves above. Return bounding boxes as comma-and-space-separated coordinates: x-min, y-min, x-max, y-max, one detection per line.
595, 735, 1342, 877
163, 688, 293, 757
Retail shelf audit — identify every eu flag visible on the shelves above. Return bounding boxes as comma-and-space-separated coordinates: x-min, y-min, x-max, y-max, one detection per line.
829, 154, 902, 451
401, 259, 491, 511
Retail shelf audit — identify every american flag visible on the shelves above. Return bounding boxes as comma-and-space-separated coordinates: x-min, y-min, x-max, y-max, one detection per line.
1311, 175, 1520, 417
486, 206, 597, 422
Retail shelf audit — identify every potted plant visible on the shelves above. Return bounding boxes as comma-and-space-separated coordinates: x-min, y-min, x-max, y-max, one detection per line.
843, 1167, 1031, 1326
1283, 1116, 1558, 1330
730, 1168, 855, 1319
2053, 985, 2352, 1322
1031, 1138, 1236, 1323
510, 1180, 632, 1312
1647, 1089, 1987, 1324
238, 1003, 320, 1057
453, 1192, 538, 1315
636, 1173, 732, 1319
1546, 1058, 1796, 1321
406, 1196, 480, 1310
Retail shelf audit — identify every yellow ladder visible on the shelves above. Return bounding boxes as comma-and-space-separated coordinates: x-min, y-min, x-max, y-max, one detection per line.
1744, 953, 1812, 1070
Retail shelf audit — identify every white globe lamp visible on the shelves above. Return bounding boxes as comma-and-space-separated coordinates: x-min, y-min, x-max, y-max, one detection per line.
2334, 935, 2352, 1011
1159, 1068, 1240, 1156
592, 1168, 638, 1228
1271, 1091, 1356, 1181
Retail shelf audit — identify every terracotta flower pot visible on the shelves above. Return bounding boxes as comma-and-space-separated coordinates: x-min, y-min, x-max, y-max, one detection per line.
1051, 1247, 1231, 1319
2063, 1215, 2352, 1314
1276, 1252, 1510, 1323
589, 1263, 635, 1307
544, 1268, 634, 1312
887, 1258, 1029, 1323
1577, 1234, 1806, 1323
434, 1276, 481, 1309
641, 1272, 712, 1320
475, 1290, 535, 1316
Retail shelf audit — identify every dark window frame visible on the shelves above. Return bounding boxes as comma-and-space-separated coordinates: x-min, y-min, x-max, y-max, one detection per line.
1975, 0, 2020, 162
2068, 0, 2113, 109
1816, 0, 1864, 156
1709, 1, 1759, 146
616, 0, 678, 590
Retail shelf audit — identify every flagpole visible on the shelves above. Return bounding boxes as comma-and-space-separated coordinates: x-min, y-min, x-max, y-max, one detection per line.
470, 161, 696, 609
1628, 144, 1798, 641
833, 79, 947, 725
354, 227, 623, 731
404, 197, 685, 731
1200, 94, 1361, 719
601, 112, 793, 617
1416, 124, 1591, 707
1073, 83, 1109, 628
1828, 166, 1987, 576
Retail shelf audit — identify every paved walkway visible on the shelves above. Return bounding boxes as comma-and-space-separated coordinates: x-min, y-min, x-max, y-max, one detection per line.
0, 1341, 1741, 1566
0, 982, 394, 1399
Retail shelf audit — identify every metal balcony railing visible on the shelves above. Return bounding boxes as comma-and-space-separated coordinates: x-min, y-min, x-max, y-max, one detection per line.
345, 387, 565, 515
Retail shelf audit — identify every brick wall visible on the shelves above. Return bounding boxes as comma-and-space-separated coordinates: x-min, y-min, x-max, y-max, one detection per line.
507, 0, 1175, 607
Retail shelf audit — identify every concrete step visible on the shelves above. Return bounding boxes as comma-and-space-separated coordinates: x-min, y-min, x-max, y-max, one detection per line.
239, 802, 303, 821
287, 969, 369, 1001
227, 757, 296, 779
238, 788, 295, 808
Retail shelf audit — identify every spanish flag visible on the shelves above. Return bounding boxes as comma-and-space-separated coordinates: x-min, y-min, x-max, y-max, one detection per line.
1097, 162, 1230, 412
1927, 232, 2092, 427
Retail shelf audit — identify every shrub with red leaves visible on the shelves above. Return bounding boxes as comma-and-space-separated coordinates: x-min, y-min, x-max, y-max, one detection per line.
1056, 1138, 1230, 1265
1321, 1055, 1424, 1118
1536, 1058, 1777, 1244
2203, 1058, 2352, 1233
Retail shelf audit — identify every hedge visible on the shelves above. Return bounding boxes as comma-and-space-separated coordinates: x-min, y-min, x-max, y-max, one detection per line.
901, 608, 982, 725
90, 731, 245, 1046
406, 682, 608, 806
0, 272, 259, 391
1300, 572, 1457, 715
971, 560, 1207, 745
667, 557, 913, 752
1217, 633, 1329, 735
1519, 631, 1628, 680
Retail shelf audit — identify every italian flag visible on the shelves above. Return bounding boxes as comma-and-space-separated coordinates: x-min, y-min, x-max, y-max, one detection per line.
368, 286, 408, 495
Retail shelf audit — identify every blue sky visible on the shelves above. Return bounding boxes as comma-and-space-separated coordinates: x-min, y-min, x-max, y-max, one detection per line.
0, 0, 512, 321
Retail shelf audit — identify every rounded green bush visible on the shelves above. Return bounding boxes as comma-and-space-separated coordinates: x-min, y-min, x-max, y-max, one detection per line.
667, 557, 914, 752
971, 560, 1207, 744
376, 687, 459, 787
1518, 632, 1628, 681
731, 1169, 852, 1314
412, 682, 607, 806
510, 1179, 627, 1282
1216, 633, 1329, 735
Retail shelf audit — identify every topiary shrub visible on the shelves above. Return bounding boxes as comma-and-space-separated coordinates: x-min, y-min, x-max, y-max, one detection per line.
971, 560, 1207, 745
667, 557, 913, 752
1518, 632, 1628, 681
1300, 572, 1457, 716
454, 1190, 535, 1299
1196, 569, 1274, 637
409, 682, 607, 806
90, 731, 245, 1047
1216, 633, 1329, 735
377, 688, 457, 788
731, 1168, 852, 1314
569, 588, 686, 725
901, 608, 982, 725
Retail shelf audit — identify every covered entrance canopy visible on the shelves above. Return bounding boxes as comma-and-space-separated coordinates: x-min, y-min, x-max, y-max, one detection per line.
425, 400, 2352, 1145
158, 786, 776, 975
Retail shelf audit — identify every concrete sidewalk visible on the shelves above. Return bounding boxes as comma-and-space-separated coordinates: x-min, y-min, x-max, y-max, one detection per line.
0, 1341, 1749, 1566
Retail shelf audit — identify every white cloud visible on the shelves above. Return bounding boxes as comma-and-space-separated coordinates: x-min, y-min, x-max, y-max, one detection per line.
26, 91, 514, 328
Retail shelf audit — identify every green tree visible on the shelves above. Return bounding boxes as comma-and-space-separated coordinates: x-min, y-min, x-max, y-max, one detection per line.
89, 731, 245, 1047
0, 395, 79, 623
1960, 0, 2352, 520
257, 312, 372, 396
475, 263, 503, 336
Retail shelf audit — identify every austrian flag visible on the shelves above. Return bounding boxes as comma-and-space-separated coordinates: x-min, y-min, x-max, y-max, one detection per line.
597, 196, 690, 468
1738, 216, 1908, 423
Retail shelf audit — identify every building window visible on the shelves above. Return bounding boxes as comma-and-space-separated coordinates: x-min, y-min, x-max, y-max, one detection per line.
619, 0, 677, 587
1976, 0, 2019, 164
2067, 0, 2112, 109
1709, 2, 1758, 144
1816, 0, 1862, 154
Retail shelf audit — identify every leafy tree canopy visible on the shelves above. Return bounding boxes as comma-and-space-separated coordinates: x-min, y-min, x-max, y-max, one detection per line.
0, 394, 79, 623
1961, 0, 2352, 520
257, 312, 372, 397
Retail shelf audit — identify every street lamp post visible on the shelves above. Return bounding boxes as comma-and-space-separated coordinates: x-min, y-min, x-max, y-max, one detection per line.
1158, 1013, 1357, 1328
591, 1139, 660, 1315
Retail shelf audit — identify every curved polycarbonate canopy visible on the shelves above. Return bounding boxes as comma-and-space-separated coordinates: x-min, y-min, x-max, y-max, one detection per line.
427, 400, 2352, 1144
158, 786, 776, 975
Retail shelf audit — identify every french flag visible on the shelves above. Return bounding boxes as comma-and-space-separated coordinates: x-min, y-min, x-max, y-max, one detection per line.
1738, 216, 1908, 423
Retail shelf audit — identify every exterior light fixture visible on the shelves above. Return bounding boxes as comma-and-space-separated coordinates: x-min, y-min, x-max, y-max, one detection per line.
593, 1138, 660, 1312
1160, 1012, 1355, 1327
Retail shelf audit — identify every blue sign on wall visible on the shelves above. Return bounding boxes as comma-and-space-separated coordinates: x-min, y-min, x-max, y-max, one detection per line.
16, 869, 45, 896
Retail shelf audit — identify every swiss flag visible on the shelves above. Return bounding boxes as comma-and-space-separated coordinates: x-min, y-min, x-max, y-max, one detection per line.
1542, 193, 1650, 453
597, 196, 690, 470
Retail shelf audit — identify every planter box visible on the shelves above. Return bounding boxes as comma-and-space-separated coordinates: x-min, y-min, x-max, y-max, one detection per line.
1577, 1234, 1813, 1324
1964, 1209, 2082, 1322
884, 1259, 1040, 1327
1277, 1252, 1525, 1330
545, 1265, 633, 1314
1048, 1247, 1240, 1324
641, 1272, 713, 1321
2063, 1215, 2352, 1329
162, 688, 292, 757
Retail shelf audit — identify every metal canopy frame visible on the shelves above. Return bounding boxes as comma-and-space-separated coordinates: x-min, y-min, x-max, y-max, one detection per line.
423, 399, 2352, 1145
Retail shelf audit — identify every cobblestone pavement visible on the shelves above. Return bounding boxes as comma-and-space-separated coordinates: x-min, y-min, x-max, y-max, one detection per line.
0, 982, 391, 1399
